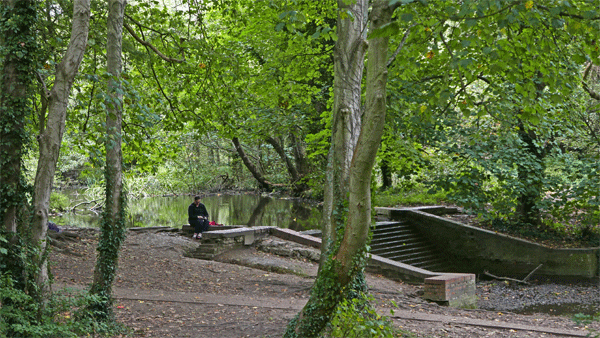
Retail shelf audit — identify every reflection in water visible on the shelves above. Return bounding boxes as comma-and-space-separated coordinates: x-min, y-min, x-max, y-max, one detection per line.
246, 197, 271, 227
51, 192, 321, 231
288, 202, 315, 231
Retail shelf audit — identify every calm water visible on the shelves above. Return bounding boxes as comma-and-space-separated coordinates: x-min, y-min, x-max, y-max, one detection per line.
50, 192, 322, 231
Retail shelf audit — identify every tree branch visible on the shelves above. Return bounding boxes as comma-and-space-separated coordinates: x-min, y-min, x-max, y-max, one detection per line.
536, 5, 600, 21
387, 23, 416, 68
582, 62, 600, 100
124, 21, 185, 63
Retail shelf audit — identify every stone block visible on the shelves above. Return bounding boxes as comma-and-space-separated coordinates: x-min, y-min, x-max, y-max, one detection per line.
423, 273, 477, 308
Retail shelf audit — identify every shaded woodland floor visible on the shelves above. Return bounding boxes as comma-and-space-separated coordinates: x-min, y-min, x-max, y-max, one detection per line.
49, 228, 599, 337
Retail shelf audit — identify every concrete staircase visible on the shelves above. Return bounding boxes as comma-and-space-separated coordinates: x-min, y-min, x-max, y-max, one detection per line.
371, 220, 448, 272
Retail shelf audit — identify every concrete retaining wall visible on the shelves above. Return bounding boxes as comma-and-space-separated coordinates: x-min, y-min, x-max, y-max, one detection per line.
392, 208, 599, 278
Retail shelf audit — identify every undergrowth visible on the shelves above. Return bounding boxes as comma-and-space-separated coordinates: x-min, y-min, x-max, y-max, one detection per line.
482, 218, 600, 248
374, 184, 447, 207
321, 292, 417, 338
0, 273, 129, 337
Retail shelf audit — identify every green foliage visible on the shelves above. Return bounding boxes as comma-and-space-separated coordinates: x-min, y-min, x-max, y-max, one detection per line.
573, 313, 600, 338
49, 192, 70, 212
0, 0, 37, 226
0, 274, 128, 337
383, 0, 600, 229
322, 292, 405, 338
374, 183, 447, 207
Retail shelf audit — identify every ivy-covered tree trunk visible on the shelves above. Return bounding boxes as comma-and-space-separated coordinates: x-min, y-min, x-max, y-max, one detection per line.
284, 1, 394, 336
89, 0, 127, 320
0, 0, 36, 234
516, 121, 545, 225
380, 158, 393, 190
31, 0, 91, 295
515, 77, 548, 226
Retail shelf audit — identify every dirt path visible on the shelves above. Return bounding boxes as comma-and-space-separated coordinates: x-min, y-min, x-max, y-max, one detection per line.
49, 229, 599, 338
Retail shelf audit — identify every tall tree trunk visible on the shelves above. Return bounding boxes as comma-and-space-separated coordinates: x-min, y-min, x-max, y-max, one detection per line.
90, 0, 127, 320
290, 131, 310, 195
285, 1, 394, 336
290, 131, 309, 177
31, 0, 91, 296
320, 0, 368, 258
337, 0, 391, 282
0, 0, 36, 233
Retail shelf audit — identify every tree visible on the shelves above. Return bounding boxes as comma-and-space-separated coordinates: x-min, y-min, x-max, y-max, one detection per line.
0, 0, 37, 234
89, 0, 127, 320
384, 0, 599, 227
285, 0, 397, 335
285, 0, 599, 335
31, 0, 91, 295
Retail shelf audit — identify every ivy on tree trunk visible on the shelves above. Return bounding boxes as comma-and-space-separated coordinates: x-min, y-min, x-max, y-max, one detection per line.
89, 0, 127, 320
0, 0, 37, 234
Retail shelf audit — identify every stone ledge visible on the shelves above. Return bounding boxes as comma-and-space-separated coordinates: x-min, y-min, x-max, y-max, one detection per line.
189, 225, 478, 309
400, 208, 600, 278
181, 224, 239, 234
367, 254, 439, 283
189, 226, 277, 259
271, 228, 321, 249
423, 273, 477, 308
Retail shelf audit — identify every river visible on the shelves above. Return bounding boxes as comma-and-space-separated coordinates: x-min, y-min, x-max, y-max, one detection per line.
50, 192, 322, 231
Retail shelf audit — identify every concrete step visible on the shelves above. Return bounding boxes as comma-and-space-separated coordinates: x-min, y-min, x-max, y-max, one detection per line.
371, 232, 420, 243
380, 246, 438, 259
416, 260, 448, 271
372, 240, 434, 253
370, 219, 449, 273
372, 221, 409, 229
371, 228, 414, 238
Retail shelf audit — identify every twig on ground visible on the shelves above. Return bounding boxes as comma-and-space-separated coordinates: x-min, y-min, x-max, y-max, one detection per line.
483, 271, 530, 284
522, 264, 543, 282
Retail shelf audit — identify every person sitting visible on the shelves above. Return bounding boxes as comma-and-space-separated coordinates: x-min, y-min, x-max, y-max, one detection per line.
188, 196, 209, 239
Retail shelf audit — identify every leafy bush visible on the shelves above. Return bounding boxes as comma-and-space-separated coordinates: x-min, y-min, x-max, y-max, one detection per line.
321, 292, 413, 338
0, 230, 126, 338
49, 192, 70, 212
0, 275, 128, 338
374, 182, 447, 207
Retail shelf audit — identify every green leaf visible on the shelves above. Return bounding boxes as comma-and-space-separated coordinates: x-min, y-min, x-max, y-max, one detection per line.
401, 13, 414, 22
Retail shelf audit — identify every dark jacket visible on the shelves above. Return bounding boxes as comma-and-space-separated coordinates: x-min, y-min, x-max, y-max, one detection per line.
188, 202, 209, 222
